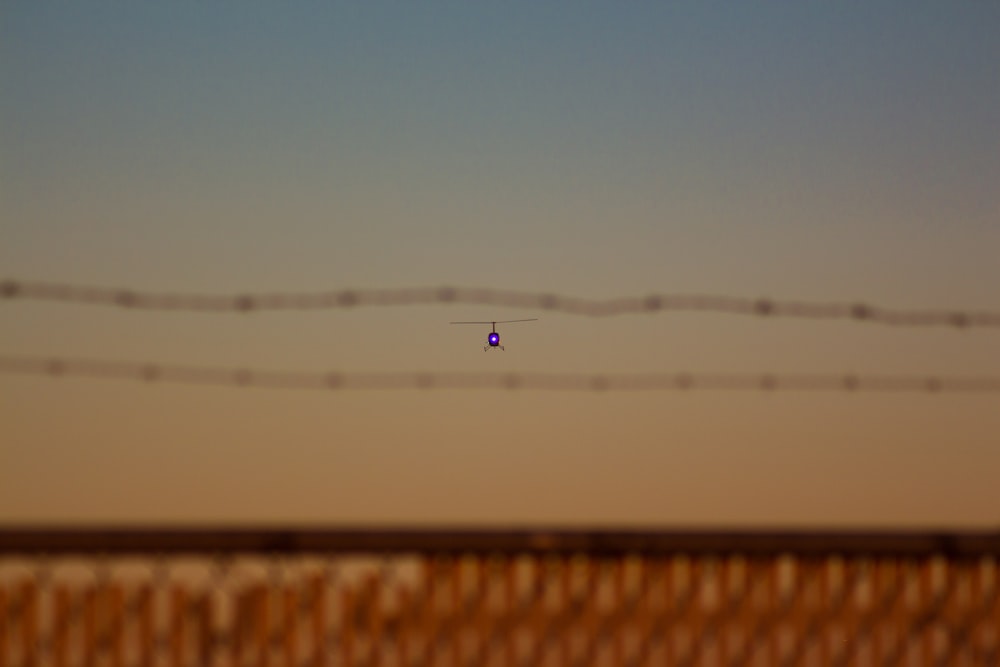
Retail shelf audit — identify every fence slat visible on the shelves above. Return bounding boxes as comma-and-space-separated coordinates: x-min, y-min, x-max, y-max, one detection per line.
0, 587, 7, 667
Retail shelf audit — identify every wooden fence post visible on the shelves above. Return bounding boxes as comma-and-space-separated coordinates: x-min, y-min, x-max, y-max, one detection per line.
20, 581, 37, 667
170, 585, 186, 667
308, 574, 326, 667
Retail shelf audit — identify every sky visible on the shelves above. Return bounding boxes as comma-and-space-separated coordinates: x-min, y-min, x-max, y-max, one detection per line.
2, 3, 999, 528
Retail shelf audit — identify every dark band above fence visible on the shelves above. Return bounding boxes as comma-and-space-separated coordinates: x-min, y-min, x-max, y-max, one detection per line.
2, 527, 1000, 557
4, 279, 1000, 328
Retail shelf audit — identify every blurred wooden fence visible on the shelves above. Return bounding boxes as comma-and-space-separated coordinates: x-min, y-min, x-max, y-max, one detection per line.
1, 528, 998, 666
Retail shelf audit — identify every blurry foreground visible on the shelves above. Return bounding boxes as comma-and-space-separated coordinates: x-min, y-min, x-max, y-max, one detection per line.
1, 527, 998, 666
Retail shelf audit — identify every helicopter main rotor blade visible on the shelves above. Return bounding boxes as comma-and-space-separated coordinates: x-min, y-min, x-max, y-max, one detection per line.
449, 319, 538, 325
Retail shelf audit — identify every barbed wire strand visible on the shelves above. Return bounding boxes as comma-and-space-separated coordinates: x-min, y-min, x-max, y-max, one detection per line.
3, 279, 999, 329
1, 355, 999, 394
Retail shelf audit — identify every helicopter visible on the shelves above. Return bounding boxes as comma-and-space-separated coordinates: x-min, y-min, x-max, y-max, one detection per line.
449, 319, 538, 351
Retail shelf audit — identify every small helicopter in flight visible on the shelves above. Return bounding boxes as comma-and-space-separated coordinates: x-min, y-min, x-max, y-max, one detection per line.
450, 319, 538, 351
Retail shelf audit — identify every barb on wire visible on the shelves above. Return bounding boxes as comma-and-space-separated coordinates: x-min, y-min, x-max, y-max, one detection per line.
3, 279, 999, 329
2, 355, 999, 394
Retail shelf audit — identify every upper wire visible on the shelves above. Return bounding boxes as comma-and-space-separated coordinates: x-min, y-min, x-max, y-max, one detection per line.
3, 279, 999, 329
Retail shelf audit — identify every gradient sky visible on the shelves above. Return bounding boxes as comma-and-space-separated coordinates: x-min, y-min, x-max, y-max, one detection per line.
3, 3, 999, 527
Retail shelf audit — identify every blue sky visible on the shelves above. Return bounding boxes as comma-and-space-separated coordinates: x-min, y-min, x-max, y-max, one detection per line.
2, 3, 999, 525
